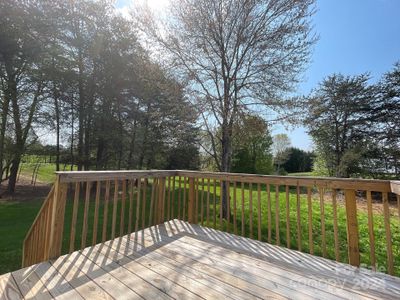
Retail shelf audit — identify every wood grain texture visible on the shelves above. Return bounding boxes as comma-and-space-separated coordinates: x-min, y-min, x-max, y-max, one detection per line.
286, 185, 290, 249
366, 190, 376, 270
383, 192, 394, 275
332, 189, 339, 261
12, 220, 400, 300
102, 180, 111, 242
307, 186, 313, 255
92, 181, 101, 245
345, 189, 360, 267
319, 187, 327, 258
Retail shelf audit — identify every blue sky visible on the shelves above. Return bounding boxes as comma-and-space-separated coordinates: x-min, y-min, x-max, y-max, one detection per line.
116, 0, 400, 150
276, 0, 400, 150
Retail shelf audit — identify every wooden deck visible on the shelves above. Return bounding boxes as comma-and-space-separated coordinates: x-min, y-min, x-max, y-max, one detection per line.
2, 220, 400, 300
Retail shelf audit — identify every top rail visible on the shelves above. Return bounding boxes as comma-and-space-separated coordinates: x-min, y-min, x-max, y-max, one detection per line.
391, 180, 400, 195
56, 169, 396, 192
176, 170, 394, 192
57, 170, 176, 183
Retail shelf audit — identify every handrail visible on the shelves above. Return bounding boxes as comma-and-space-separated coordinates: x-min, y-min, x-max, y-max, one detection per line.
22, 170, 400, 277
176, 170, 393, 192
22, 186, 55, 267
391, 180, 400, 195
56, 170, 176, 183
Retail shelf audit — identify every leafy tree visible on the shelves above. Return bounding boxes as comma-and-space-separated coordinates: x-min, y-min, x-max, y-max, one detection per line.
303, 74, 376, 178
282, 147, 314, 173
373, 62, 400, 177
135, 0, 316, 216
0, 0, 200, 193
231, 115, 273, 175
272, 134, 291, 173
0, 0, 50, 192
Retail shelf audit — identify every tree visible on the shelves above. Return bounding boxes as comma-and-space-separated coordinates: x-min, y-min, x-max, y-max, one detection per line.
272, 134, 291, 173
282, 147, 314, 173
0, 0, 201, 193
374, 62, 400, 177
0, 0, 50, 192
135, 0, 316, 216
231, 114, 273, 174
302, 74, 376, 178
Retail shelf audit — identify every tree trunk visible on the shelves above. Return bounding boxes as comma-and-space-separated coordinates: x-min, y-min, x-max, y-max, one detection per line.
139, 104, 151, 170
83, 115, 91, 170
70, 99, 75, 171
127, 120, 138, 170
54, 83, 60, 171
96, 137, 105, 170
0, 90, 10, 181
77, 49, 85, 171
7, 70, 42, 193
220, 124, 232, 219
7, 153, 22, 193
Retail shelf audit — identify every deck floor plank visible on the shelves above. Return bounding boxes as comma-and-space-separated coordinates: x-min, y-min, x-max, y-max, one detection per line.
31, 262, 83, 300
53, 250, 144, 300
4, 219, 400, 300
12, 265, 53, 300
0, 273, 23, 300
175, 236, 377, 300
165, 220, 400, 297
121, 223, 387, 300
118, 236, 287, 299
103, 239, 247, 300
109, 236, 262, 300
81, 243, 202, 300
50, 254, 113, 300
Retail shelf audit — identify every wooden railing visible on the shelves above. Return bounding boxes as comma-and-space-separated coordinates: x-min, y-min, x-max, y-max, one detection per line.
22, 170, 400, 277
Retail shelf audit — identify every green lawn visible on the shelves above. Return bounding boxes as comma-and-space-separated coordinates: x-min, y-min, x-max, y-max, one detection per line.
288, 172, 314, 176
1, 176, 399, 277
18, 163, 76, 183
0, 200, 43, 274
191, 181, 400, 276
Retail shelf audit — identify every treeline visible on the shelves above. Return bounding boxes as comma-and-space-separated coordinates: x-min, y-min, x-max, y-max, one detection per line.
0, 0, 199, 193
302, 64, 400, 178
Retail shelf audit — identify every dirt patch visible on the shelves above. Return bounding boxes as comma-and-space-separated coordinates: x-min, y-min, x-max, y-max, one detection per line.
316, 191, 399, 216
0, 175, 51, 202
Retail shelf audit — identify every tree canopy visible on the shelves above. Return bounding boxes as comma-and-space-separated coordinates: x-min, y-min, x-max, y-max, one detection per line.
302, 66, 400, 178
0, 0, 199, 192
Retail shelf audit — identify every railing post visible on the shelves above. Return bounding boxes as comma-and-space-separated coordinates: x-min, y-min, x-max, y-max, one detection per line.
188, 177, 195, 223
47, 175, 68, 259
344, 189, 360, 267
157, 177, 166, 224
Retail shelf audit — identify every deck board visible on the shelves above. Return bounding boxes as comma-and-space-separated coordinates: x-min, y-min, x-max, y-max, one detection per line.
12, 265, 53, 300
2, 220, 400, 299
0, 273, 23, 300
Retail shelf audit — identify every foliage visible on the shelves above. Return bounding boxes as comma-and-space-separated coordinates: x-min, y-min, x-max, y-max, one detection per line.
231, 115, 273, 174
373, 62, 400, 176
134, 0, 317, 176
272, 133, 291, 172
282, 147, 315, 173
0, 0, 200, 193
303, 74, 377, 177
303, 67, 400, 179
312, 151, 331, 176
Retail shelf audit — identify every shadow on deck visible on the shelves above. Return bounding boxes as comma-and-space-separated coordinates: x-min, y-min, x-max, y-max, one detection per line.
1, 219, 400, 299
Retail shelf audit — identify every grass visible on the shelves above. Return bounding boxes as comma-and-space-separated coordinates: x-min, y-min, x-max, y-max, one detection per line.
287, 172, 314, 177
0, 200, 43, 274
1, 175, 399, 277
18, 163, 76, 183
